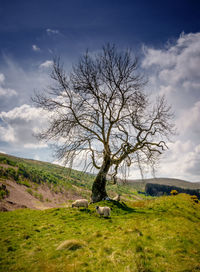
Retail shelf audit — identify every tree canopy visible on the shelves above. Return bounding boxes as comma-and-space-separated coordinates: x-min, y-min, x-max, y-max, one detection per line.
33, 44, 175, 202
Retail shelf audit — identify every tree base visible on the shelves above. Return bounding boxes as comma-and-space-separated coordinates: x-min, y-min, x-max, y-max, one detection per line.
91, 156, 111, 202
91, 180, 108, 203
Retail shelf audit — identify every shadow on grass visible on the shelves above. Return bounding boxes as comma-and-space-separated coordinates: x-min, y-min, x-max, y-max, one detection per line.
107, 200, 152, 215
77, 201, 148, 216
79, 208, 93, 214
110, 200, 135, 213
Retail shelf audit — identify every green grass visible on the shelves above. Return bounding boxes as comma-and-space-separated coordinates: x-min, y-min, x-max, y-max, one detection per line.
0, 153, 140, 201
0, 194, 200, 272
0, 153, 95, 191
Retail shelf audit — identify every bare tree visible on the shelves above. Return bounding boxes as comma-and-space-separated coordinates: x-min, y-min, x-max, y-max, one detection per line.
32, 44, 175, 202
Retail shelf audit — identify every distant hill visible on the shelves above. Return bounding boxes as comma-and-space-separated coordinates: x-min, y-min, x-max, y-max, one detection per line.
145, 183, 200, 199
118, 177, 200, 190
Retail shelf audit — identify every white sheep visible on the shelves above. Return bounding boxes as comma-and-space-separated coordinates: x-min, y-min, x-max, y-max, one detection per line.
96, 206, 111, 217
113, 194, 121, 201
72, 199, 88, 208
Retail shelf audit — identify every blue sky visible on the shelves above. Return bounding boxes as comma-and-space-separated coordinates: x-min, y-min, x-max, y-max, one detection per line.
0, 0, 200, 181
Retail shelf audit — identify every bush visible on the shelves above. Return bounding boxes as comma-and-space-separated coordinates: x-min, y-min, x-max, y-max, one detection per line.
191, 195, 199, 203
0, 166, 19, 181
171, 190, 178, 196
0, 184, 9, 199
17, 179, 31, 187
26, 188, 33, 195
0, 156, 17, 167
6, 168, 19, 181
34, 192, 44, 202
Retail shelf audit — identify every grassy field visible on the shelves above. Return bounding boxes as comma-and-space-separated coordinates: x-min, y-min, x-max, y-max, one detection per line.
1, 194, 200, 272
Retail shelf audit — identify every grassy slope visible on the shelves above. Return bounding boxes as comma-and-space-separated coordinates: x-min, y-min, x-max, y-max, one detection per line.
0, 153, 146, 206
0, 194, 200, 272
0, 152, 95, 189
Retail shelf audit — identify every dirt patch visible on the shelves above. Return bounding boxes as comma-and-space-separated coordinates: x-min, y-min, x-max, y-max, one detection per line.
0, 179, 90, 211
0, 164, 18, 170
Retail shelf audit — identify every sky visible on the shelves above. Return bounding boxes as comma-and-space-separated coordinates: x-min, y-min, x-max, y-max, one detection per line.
0, 0, 200, 182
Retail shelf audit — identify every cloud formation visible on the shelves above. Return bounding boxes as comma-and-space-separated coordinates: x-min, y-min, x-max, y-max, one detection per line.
39, 60, 53, 68
0, 56, 50, 111
0, 104, 48, 148
0, 72, 17, 97
46, 28, 60, 35
32, 44, 41, 52
0, 73, 5, 83
142, 32, 200, 181
142, 32, 200, 108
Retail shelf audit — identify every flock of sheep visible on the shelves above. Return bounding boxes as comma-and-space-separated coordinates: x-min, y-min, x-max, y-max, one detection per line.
71, 194, 121, 218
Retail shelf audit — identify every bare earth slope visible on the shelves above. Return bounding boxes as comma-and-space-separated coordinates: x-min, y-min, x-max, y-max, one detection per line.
0, 153, 93, 211
0, 179, 82, 211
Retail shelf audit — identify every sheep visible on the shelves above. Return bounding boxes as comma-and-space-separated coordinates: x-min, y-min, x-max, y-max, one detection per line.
96, 206, 111, 217
113, 194, 121, 201
72, 199, 88, 208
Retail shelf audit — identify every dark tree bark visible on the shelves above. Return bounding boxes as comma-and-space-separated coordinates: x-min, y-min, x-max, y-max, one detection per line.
91, 155, 111, 202
32, 44, 175, 202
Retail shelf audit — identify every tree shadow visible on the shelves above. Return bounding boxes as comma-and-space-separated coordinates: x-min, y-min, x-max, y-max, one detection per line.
79, 208, 93, 214
110, 200, 136, 213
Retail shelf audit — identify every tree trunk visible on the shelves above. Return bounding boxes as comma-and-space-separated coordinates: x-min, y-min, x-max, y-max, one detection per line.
91, 156, 111, 202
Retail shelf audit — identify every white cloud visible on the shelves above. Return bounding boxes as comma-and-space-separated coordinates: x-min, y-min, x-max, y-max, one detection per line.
34, 154, 40, 160
0, 55, 50, 108
142, 32, 200, 182
184, 145, 200, 176
24, 143, 48, 149
0, 72, 17, 97
157, 141, 200, 181
39, 60, 53, 68
0, 87, 17, 97
142, 32, 200, 100
0, 104, 41, 121
177, 101, 200, 134
46, 28, 60, 35
32, 44, 41, 52
0, 125, 16, 143
0, 104, 48, 148
0, 73, 5, 83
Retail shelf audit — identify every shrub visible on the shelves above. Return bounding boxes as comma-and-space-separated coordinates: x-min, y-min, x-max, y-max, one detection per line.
0, 156, 17, 167
17, 179, 31, 187
33, 192, 44, 202
0, 184, 9, 199
191, 195, 199, 203
6, 168, 19, 181
170, 190, 178, 195
26, 188, 33, 195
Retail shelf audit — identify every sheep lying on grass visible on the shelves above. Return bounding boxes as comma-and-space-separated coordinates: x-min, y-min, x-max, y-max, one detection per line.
72, 199, 88, 208
113, 194, 121, 201
96, 206, 111, 217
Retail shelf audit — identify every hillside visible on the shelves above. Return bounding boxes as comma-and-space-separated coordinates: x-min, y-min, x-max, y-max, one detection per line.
1, 153, 200, 211
121, 177, 200, 191
1, 153, 200, 271
0, 153, 98, 211
0, 153, 142, 211
0, 194, 200, 271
